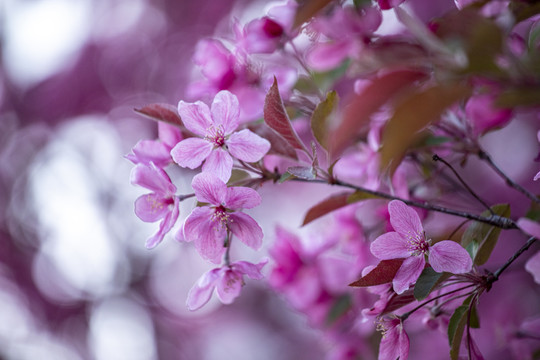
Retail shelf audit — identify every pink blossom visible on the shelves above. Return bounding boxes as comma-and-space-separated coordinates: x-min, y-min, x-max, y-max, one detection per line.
307, 5, 382, 71
182, 172, 263, 263
377, 0, 406, 10
126, 123, 182, 167
370, 200, 472, 294
170, 90, 270, 182
130, 163, 179, 249
186, 259, 267, 310
465, 93, 513, 137
234, 1, 296, 54
377, 317, 409, 360
535, 131, 540, 181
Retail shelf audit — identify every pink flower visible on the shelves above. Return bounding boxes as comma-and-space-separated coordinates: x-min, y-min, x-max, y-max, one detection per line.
186, 259, 267, 310
182, 172, 263, 263
130, 163, 179, 249
126, 123, 182, 167
370, 200, 472, 294
377, 317, 409, 360
377, 0, 406, 10
170, 90, 270, 182
307, 6, 382, 71
465, 93, 513, 137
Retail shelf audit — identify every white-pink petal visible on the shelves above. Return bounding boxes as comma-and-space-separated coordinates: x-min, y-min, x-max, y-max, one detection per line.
191, 172, 227, 205
393, 255, 425, 294
229, 212, 263, 250
130, 163, 176, 195
227, 129, 271, 162
225, 186, 261, 210
370, 232, 411, 260
202, 147, 234, 183
170, 138, 213, 169
177, 100, 213, 136
231, 259, 267, 280
186, 268, 220, 311
388, 200, 424, 240
211, 90, 240, 134
429, 240, 472, 274
145, 197, 180, 249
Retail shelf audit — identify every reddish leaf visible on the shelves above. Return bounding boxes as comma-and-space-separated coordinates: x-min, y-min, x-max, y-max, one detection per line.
134, 103, 183, 127
302, 192, 353, 226
381, 290, 416, 315
349, 259, 404, 287
329, 69, 427, 160
248, 123, 298, 160
293, 0, 335, 28
264, 77, 308, 154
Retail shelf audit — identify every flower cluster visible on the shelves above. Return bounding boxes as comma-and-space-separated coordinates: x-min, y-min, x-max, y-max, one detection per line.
128, 0, 540, 358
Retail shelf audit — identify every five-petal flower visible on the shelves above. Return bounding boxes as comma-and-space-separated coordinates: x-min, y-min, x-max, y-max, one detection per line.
186, 259, 267, 311
130, 163, 180, 249
170, 90, 270, 182
183, 172, 264, 263
370, 200, 472, 294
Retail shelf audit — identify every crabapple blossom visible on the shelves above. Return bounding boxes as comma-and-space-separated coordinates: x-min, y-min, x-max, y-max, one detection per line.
170, 90, 270, 182
130, 163, 179, 248
186, 259, 267, 311
370, 200, 472, 294
182, 172, 263, 263
377, 317, 410, 360
126, 123, 182, 167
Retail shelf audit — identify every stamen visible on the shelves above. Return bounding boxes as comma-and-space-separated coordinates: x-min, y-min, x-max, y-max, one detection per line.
205, 125, 226, 147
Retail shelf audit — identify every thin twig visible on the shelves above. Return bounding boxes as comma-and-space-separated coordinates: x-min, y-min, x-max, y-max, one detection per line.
492, 236, 537, 281
478, 149, 540, 204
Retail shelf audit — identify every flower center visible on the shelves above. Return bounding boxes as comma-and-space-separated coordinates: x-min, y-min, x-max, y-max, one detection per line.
212, 205, 231, 227
404, 231, 430, 256
262, 18, 284, 38
205, 125, 226, 147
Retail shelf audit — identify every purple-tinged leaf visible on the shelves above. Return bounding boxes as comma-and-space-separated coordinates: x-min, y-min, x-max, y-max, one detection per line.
329, 69, 427, 160
264, 78, 308, 154
287, 166, 316, 180
448, 304, 468, 360
349, 259, 404, 287
302, 192, 353, 226
134, 103, 184, 127
381, 290, 416, 315
380, 83, 471, 175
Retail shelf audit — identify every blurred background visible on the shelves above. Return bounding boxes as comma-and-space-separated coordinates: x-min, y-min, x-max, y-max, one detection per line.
0, 0, 327, 359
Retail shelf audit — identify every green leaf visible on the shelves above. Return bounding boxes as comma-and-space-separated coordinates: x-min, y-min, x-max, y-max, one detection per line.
293, 0, 334, 28
346, 190, 381, 204
227, 170, 251, 185
326, 294, 352, 326
278, 172, 295, 183
413, 268, 450, 301
496, 87, 540, 108
349, 259, 404, 287
469, 303, 480, 329
461, 204, 510, 266
448, 304, 468, 360
302, 192, 353, 226
380, 83, 471, 175
311, 60, 350, 92
525, 198, 540, 222
311, 91, 339, 150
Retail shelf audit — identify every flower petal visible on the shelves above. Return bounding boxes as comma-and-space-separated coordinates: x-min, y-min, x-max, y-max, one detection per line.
215, 269, 243, 304
231, 259, 268, 280
202, 147, 233, 182
191, 172, 227, 205
227, 129, 271, 162
127, 139, 171, 167
229, 212, 263, 250
225, 186, 261, 210
145, 197, 180, 249
211, 90, 240, 134
177, 100, 213, 136
130, 163, 176, 195
370, 232, 410, 260
429, 240, 472, 274
170, 138, 213, 169
184, 207, 226, 263
525, 250, 540, 284
186, 268, 220, 311
379, 319, 409, 360
393, 256, 425, 294
388, 200, 424, 240
134, 194, 170, 222
517, 218, 540, 239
